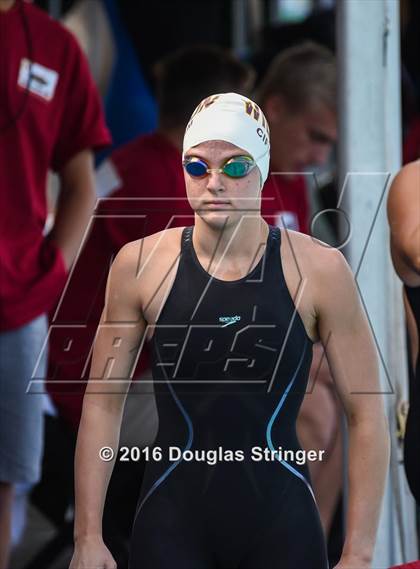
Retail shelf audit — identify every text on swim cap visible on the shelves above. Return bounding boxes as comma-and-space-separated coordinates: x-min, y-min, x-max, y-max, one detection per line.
257, 127, 269, 145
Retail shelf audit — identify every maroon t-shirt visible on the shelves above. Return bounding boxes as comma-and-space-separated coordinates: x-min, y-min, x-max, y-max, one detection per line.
0, 1, 111, 330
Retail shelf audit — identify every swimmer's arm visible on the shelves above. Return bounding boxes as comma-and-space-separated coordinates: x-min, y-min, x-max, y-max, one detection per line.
387, 161, 420, 286
315, 249, 390, 568
73, 242, 146, 543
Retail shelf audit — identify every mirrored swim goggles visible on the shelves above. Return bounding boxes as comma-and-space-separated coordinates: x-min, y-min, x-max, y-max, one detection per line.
183, 155, 257, 179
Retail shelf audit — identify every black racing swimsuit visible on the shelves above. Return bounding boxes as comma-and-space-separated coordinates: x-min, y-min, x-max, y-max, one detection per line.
128, 226, 328, 569
404, 284, 420, 505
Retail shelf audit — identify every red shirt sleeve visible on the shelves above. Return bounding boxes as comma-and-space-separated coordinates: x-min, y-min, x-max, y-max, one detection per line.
51, 32, 111, 171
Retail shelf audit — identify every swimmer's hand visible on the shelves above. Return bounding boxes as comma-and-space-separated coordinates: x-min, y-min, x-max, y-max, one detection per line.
69, 535, 117, 569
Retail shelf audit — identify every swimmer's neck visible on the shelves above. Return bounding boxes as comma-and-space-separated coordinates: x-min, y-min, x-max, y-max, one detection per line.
192, 217, 270, 262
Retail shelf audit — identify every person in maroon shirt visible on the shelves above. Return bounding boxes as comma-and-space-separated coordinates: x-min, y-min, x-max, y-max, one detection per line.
257, 41, 339, 535
0, 0, 110, 566
258, 41, 337, 234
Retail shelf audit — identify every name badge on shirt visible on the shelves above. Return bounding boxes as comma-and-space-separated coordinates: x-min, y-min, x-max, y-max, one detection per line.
17, 58, 59, 102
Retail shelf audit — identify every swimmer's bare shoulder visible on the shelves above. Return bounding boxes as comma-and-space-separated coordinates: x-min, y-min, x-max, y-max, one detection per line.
279, 228, 355, 342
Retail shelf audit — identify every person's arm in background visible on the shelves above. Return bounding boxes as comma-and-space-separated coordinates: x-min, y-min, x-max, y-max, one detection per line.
314, 248, 390, 569
69, 242, 146, 569
387, 160, 420, 287
47, 149, 97, 270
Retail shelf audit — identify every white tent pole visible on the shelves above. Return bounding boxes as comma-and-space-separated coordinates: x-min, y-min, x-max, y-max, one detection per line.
337, 0, 417, 566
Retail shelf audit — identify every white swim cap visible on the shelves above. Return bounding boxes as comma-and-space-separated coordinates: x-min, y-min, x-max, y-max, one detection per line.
183, 92, 270, 185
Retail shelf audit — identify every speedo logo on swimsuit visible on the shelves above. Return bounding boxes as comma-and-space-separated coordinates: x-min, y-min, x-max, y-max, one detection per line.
219, 315, 241, 327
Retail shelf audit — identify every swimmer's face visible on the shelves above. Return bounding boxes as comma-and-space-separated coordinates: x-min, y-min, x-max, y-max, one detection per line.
183, 140, 262, 229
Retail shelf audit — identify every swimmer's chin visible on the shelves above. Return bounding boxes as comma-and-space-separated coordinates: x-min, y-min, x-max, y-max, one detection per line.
194, 210, 238, 229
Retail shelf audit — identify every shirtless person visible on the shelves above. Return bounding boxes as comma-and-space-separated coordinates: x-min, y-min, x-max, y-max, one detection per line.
388, 160, 420, 505
70, 93, 389, 569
